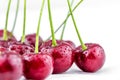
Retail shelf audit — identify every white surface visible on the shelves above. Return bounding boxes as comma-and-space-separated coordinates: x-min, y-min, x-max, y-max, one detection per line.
0, 0, 120, 80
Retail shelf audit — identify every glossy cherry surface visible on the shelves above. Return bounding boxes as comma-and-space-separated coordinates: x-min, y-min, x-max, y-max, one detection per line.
40, 40, 74, 74
74, 43, 105, 72
24, 33, 43, 47
23, 53, 53, 80
0, 51, 23, 80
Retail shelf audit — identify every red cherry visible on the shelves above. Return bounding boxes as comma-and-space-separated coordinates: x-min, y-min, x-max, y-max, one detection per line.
40, 40, 74, 74
53, 43, 74, 73
74, 43, 105, 72
23, 53, 53, 80
0, 51, 23, 80
0, 30, 16, 41
24, 33, 43, 47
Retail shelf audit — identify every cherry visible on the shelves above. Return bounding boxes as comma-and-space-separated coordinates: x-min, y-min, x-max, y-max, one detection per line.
67, 0, 105, 72
74, 43, 105, 72
52, 43, 73, 73
24, 33, 43, 47
23, 53, 53, 80
40, 40, 73, 74
0, 51, 23, 80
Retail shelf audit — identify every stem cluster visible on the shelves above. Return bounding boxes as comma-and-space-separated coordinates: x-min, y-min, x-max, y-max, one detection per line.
47, 0, 83, 40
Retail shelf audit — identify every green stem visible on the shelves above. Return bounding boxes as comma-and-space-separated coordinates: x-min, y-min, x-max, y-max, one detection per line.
21, 0, 26, 43
60, 0, 74, 40
67, 0, 87, 50
3, 0, 12, 40
47, 0, 57, 47
35, 0, 45, 53
11, 0, 20, 34
46, 0, 83, 40
60, 19, 67, 40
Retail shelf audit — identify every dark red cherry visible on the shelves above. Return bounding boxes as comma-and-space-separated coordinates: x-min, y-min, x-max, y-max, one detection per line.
0, 51, 23, 80
23, 53, 53, 80
40, 40, 74, 74
74, 43, 105, 72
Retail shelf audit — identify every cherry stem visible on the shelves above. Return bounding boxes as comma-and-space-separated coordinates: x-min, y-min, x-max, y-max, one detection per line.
46, 0, 83, 40
67, 0, 87, 50
48, 0, 57, 47
11, 0, 20, 35
21, 0, 26, 43
35, 0, 45, 53
60, 0, 74, 40
3, 0, 12, 40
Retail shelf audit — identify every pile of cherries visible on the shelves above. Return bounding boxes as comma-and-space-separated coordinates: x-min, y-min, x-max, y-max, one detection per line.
0, 0, 105, 80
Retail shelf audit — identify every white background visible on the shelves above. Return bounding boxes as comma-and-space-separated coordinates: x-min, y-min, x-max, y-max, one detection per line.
0, 0, 120, 80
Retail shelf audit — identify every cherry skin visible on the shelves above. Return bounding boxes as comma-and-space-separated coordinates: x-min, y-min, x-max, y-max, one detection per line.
0, 40, 9, 48
65, 40, 76, 50
0, 29, 16, 41
0, 51, 23, 80
0, 40, 19, 48
40, 40, 74, 74
23, 53, 53, 80
74, 43, 105, 72
24, 33, 43, 47
0, 46, 7, 52
64, 40, 76, 62
40, 40, 75, 51
9, 43, 34, 55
